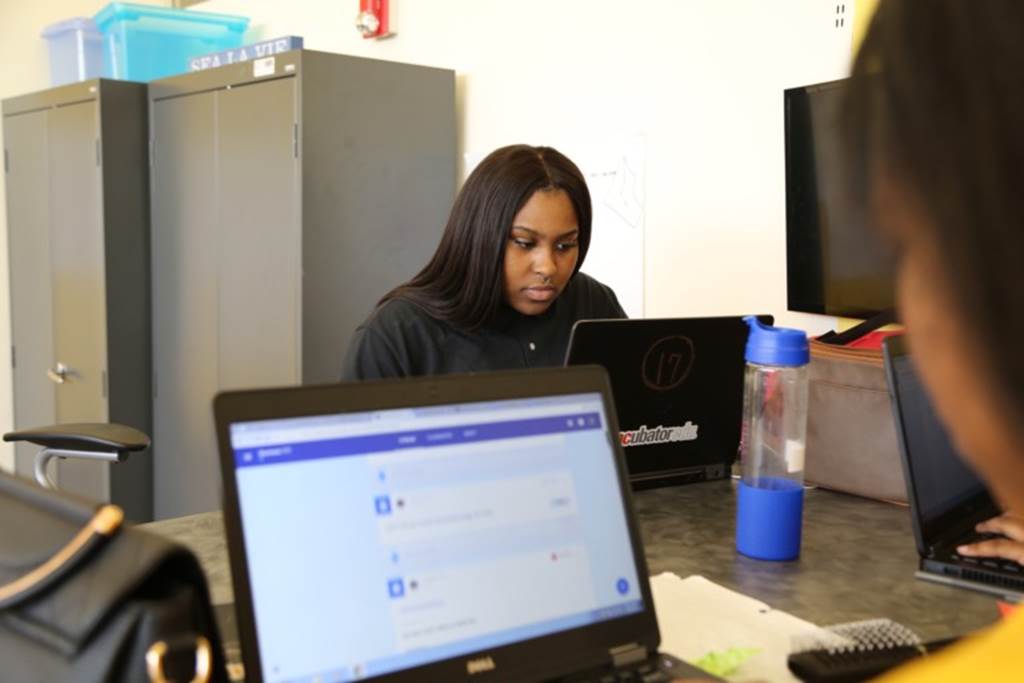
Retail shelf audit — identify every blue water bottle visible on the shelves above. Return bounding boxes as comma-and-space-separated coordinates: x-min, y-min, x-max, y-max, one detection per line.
736, 316, 810, 561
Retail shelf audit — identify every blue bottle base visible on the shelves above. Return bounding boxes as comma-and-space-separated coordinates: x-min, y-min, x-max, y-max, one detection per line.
736, 478, 804, 561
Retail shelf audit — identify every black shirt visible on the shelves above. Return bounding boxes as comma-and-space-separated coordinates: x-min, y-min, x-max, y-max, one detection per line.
341, 272, 626, 380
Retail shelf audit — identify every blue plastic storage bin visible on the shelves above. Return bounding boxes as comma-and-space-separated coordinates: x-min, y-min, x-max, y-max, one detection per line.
41, 18, 104, 86
93, 2, 249, 82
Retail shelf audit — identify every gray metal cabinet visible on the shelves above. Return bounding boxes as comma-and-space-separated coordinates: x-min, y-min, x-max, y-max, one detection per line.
2, 80, 152, 521
149, 50, 455, 519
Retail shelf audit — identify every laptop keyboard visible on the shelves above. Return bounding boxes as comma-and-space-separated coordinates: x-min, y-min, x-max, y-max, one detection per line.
947, 530, 1023, 573
578, 668, 671, 682
953, 554, 1024, 573
566, 657, 677, 683
941, 530, 1024, 587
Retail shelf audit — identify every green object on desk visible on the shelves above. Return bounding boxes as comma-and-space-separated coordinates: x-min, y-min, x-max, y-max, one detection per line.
693, 647, 761, 677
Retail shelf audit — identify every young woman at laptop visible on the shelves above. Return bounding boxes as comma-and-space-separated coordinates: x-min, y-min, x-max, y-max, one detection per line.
847, 1, 1024, 680
341, 145, 625, 380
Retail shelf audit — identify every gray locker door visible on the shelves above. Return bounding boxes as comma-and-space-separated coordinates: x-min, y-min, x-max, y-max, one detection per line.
216, 78, 301, 390
4, 110, 56, 480
47, 100, 110, 501
151, 91, 219, 519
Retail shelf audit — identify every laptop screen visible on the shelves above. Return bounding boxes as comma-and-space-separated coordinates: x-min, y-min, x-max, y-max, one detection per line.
228, 391, 644, 683
564, 317, 763, 484
890, 353, 987, 524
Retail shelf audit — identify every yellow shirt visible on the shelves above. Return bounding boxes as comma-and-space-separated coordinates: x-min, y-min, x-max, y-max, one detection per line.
876, 610, 1024, 682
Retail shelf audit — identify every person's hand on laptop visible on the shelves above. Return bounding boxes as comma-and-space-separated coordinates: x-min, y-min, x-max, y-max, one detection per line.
957, 513, 1024, 564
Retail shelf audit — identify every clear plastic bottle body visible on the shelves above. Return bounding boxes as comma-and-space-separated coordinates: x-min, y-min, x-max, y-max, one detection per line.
735, 360, 809, 561
740, 363, 809, 489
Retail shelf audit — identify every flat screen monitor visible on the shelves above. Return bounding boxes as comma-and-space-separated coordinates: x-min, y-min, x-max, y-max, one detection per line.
785, 78, 895, 318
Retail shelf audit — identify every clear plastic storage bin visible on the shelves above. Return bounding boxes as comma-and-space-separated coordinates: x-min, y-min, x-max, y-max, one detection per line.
93, 2, 249, 82
41, 18, 104, 87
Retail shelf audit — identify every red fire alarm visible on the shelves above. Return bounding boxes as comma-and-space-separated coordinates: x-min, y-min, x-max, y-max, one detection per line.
356, 0, 391, 39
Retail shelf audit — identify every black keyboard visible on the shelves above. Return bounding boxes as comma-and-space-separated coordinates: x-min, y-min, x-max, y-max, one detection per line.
788, 644, 923, 682
582, 661, 673, 683
567, 653, 712, 683
946, 531, 1021, 569
946, 530, 1024, 575
950, 553, 1022, 571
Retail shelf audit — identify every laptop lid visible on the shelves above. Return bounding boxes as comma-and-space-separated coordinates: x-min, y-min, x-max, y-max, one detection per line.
214, 366, 659, 683
563, 316, 771, 483
883, 335, 998, 555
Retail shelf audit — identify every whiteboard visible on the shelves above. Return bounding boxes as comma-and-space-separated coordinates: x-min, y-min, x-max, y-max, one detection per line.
566, 136, 646, 317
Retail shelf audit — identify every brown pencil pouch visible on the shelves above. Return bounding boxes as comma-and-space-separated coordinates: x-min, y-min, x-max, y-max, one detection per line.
804, 326, 907, 504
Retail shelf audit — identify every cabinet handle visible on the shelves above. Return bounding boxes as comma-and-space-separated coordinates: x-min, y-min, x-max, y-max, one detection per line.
46, 363, 72, 384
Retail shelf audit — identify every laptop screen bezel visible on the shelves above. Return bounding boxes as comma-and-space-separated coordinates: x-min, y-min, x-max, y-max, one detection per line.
214, 366, 660, 683
562, 315, 773, 367
883, 335, 998, 555
563, 316, 773, 484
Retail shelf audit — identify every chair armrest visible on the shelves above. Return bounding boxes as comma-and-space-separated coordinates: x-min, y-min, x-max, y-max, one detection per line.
3, 424, 151, 454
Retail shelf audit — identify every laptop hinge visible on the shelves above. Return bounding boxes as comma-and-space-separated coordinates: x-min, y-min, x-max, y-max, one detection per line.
610, 643, 648, 668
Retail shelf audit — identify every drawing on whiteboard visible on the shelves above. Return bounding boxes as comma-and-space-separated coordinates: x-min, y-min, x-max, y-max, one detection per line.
573, 136, 646, 318
594, 153, 644, 230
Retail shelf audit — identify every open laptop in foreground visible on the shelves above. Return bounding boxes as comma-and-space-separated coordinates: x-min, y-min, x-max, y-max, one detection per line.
564, 316, 771, 489
883, 335, 1024, 602
214, 366, 715, 682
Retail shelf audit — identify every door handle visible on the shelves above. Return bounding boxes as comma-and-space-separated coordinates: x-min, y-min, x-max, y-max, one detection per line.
47, 363, 72, 384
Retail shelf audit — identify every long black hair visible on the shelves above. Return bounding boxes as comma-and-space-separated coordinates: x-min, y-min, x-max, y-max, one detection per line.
844, 0, 1024, 422
382, 144, 592, 330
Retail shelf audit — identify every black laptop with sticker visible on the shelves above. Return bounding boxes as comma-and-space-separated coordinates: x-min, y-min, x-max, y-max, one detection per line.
564, 316, 771, 489
883, 335, 1024, 601
213, 366, 715, 682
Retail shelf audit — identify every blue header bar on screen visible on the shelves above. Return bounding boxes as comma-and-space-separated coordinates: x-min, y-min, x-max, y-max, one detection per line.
233, 412, 604, 469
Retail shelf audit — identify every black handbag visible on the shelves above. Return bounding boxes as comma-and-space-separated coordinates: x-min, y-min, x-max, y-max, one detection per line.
0, 470, 227, 682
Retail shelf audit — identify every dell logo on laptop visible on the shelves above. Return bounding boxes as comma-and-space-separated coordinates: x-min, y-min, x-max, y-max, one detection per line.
466, 656, 496, 674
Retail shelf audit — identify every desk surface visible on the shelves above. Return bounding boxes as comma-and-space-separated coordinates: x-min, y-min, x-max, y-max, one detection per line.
144, 480, 999, 646
634, 481, 998, 641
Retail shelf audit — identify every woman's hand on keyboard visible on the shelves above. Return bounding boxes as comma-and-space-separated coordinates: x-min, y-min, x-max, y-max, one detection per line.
958, 513, 1024, 563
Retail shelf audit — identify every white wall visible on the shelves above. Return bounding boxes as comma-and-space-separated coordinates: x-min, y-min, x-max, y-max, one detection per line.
0, 0, 854, 472
0, 0, 166, 472
199, 0, 851, 326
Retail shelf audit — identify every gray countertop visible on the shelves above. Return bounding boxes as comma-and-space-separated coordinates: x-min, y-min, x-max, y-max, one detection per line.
633, 480, 997, 641
143, 479, 1000, 645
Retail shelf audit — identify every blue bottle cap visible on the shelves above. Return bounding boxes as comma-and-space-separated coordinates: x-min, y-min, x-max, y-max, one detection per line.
744, 316, 809, 367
